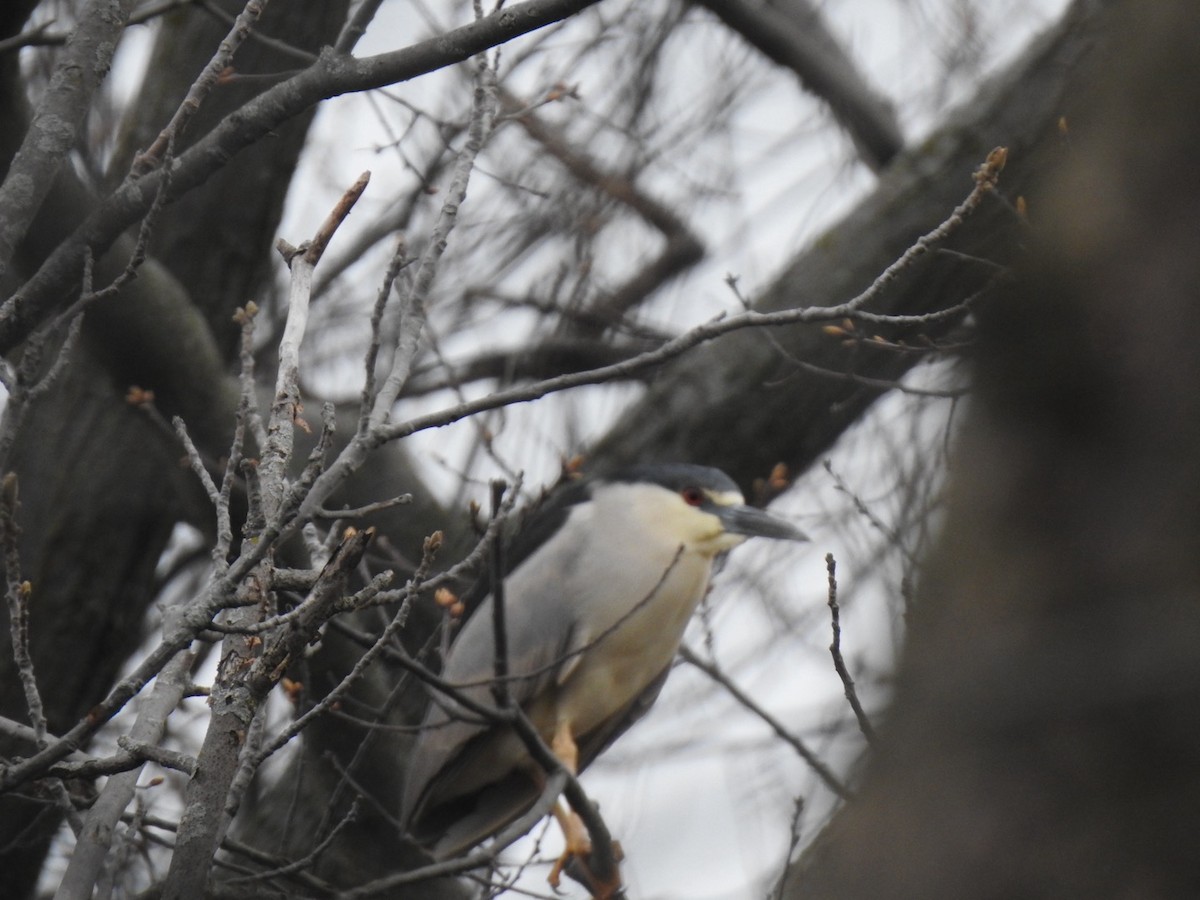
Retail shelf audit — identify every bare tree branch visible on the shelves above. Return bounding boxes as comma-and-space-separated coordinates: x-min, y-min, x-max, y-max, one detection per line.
825, 553, 876, 746
164, 528, 373, 900
368, 56, 497, 428
693, 0, 903, 169
373, 154, 1006, 447
54, 598, 197, 900
131, 0, 270, 176
0, 0, 603, 352
499, 85, 705, 332
0, 0, 138, 276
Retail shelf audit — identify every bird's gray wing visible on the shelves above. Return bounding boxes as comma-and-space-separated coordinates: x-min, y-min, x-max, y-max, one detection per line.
401, 519, 587, 853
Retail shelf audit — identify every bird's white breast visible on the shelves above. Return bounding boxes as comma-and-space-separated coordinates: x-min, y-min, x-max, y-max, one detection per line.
514, 483, 722, 737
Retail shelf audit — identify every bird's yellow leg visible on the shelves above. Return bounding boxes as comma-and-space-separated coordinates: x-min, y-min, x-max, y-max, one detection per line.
548, 720, 589, 888
546, 721, 624, 898
551, 718, 579, 774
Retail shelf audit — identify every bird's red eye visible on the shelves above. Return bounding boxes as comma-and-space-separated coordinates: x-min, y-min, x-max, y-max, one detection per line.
681, 486, 704, 506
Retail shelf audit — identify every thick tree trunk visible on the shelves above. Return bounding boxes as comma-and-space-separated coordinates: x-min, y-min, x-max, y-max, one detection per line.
788, 2, 1200, 895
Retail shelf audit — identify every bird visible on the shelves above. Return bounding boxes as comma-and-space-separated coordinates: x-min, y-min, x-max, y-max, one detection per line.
400, 463, 807, 895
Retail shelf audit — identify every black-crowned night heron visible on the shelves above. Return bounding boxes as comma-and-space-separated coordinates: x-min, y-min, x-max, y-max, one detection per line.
401, 463, 806, 894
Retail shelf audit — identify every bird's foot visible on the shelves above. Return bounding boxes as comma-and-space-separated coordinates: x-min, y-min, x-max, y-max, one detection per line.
547, 809, 590, 890
549, 839, 625, 898
549, 796, 624, 897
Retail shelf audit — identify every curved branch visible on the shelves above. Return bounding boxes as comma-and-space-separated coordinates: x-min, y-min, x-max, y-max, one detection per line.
694, 0, 903, 169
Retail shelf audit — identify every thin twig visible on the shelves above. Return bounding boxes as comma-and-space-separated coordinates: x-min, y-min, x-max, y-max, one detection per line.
263, 172, 370, 525
0, 479, 81, 836
822, 459, 915, 570
368, 55, 497, 428
335, 772, 570, 898
825, 553, 876, 746
679, 645, 851, 800
54, 131, 181, 330
132, 0, 271, 176
0, 296, 84, 475
371, 152, 1009, 446
786, 358, 967, 399
769, 796, 806, 900
233, 301, 269, 465
222, 692, 269, 823
312, 494, 414, 519
1, 476, 44, 740
193, 0, 314, 64
357, 238, 409, 436
507, 706, 620, 891
0, 716, 89, 762
843, 146, 1007, 305
303, 170, 372, 267
225, 798, 362, 886
174, 417, 222, 507
489, 479, 511, 709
